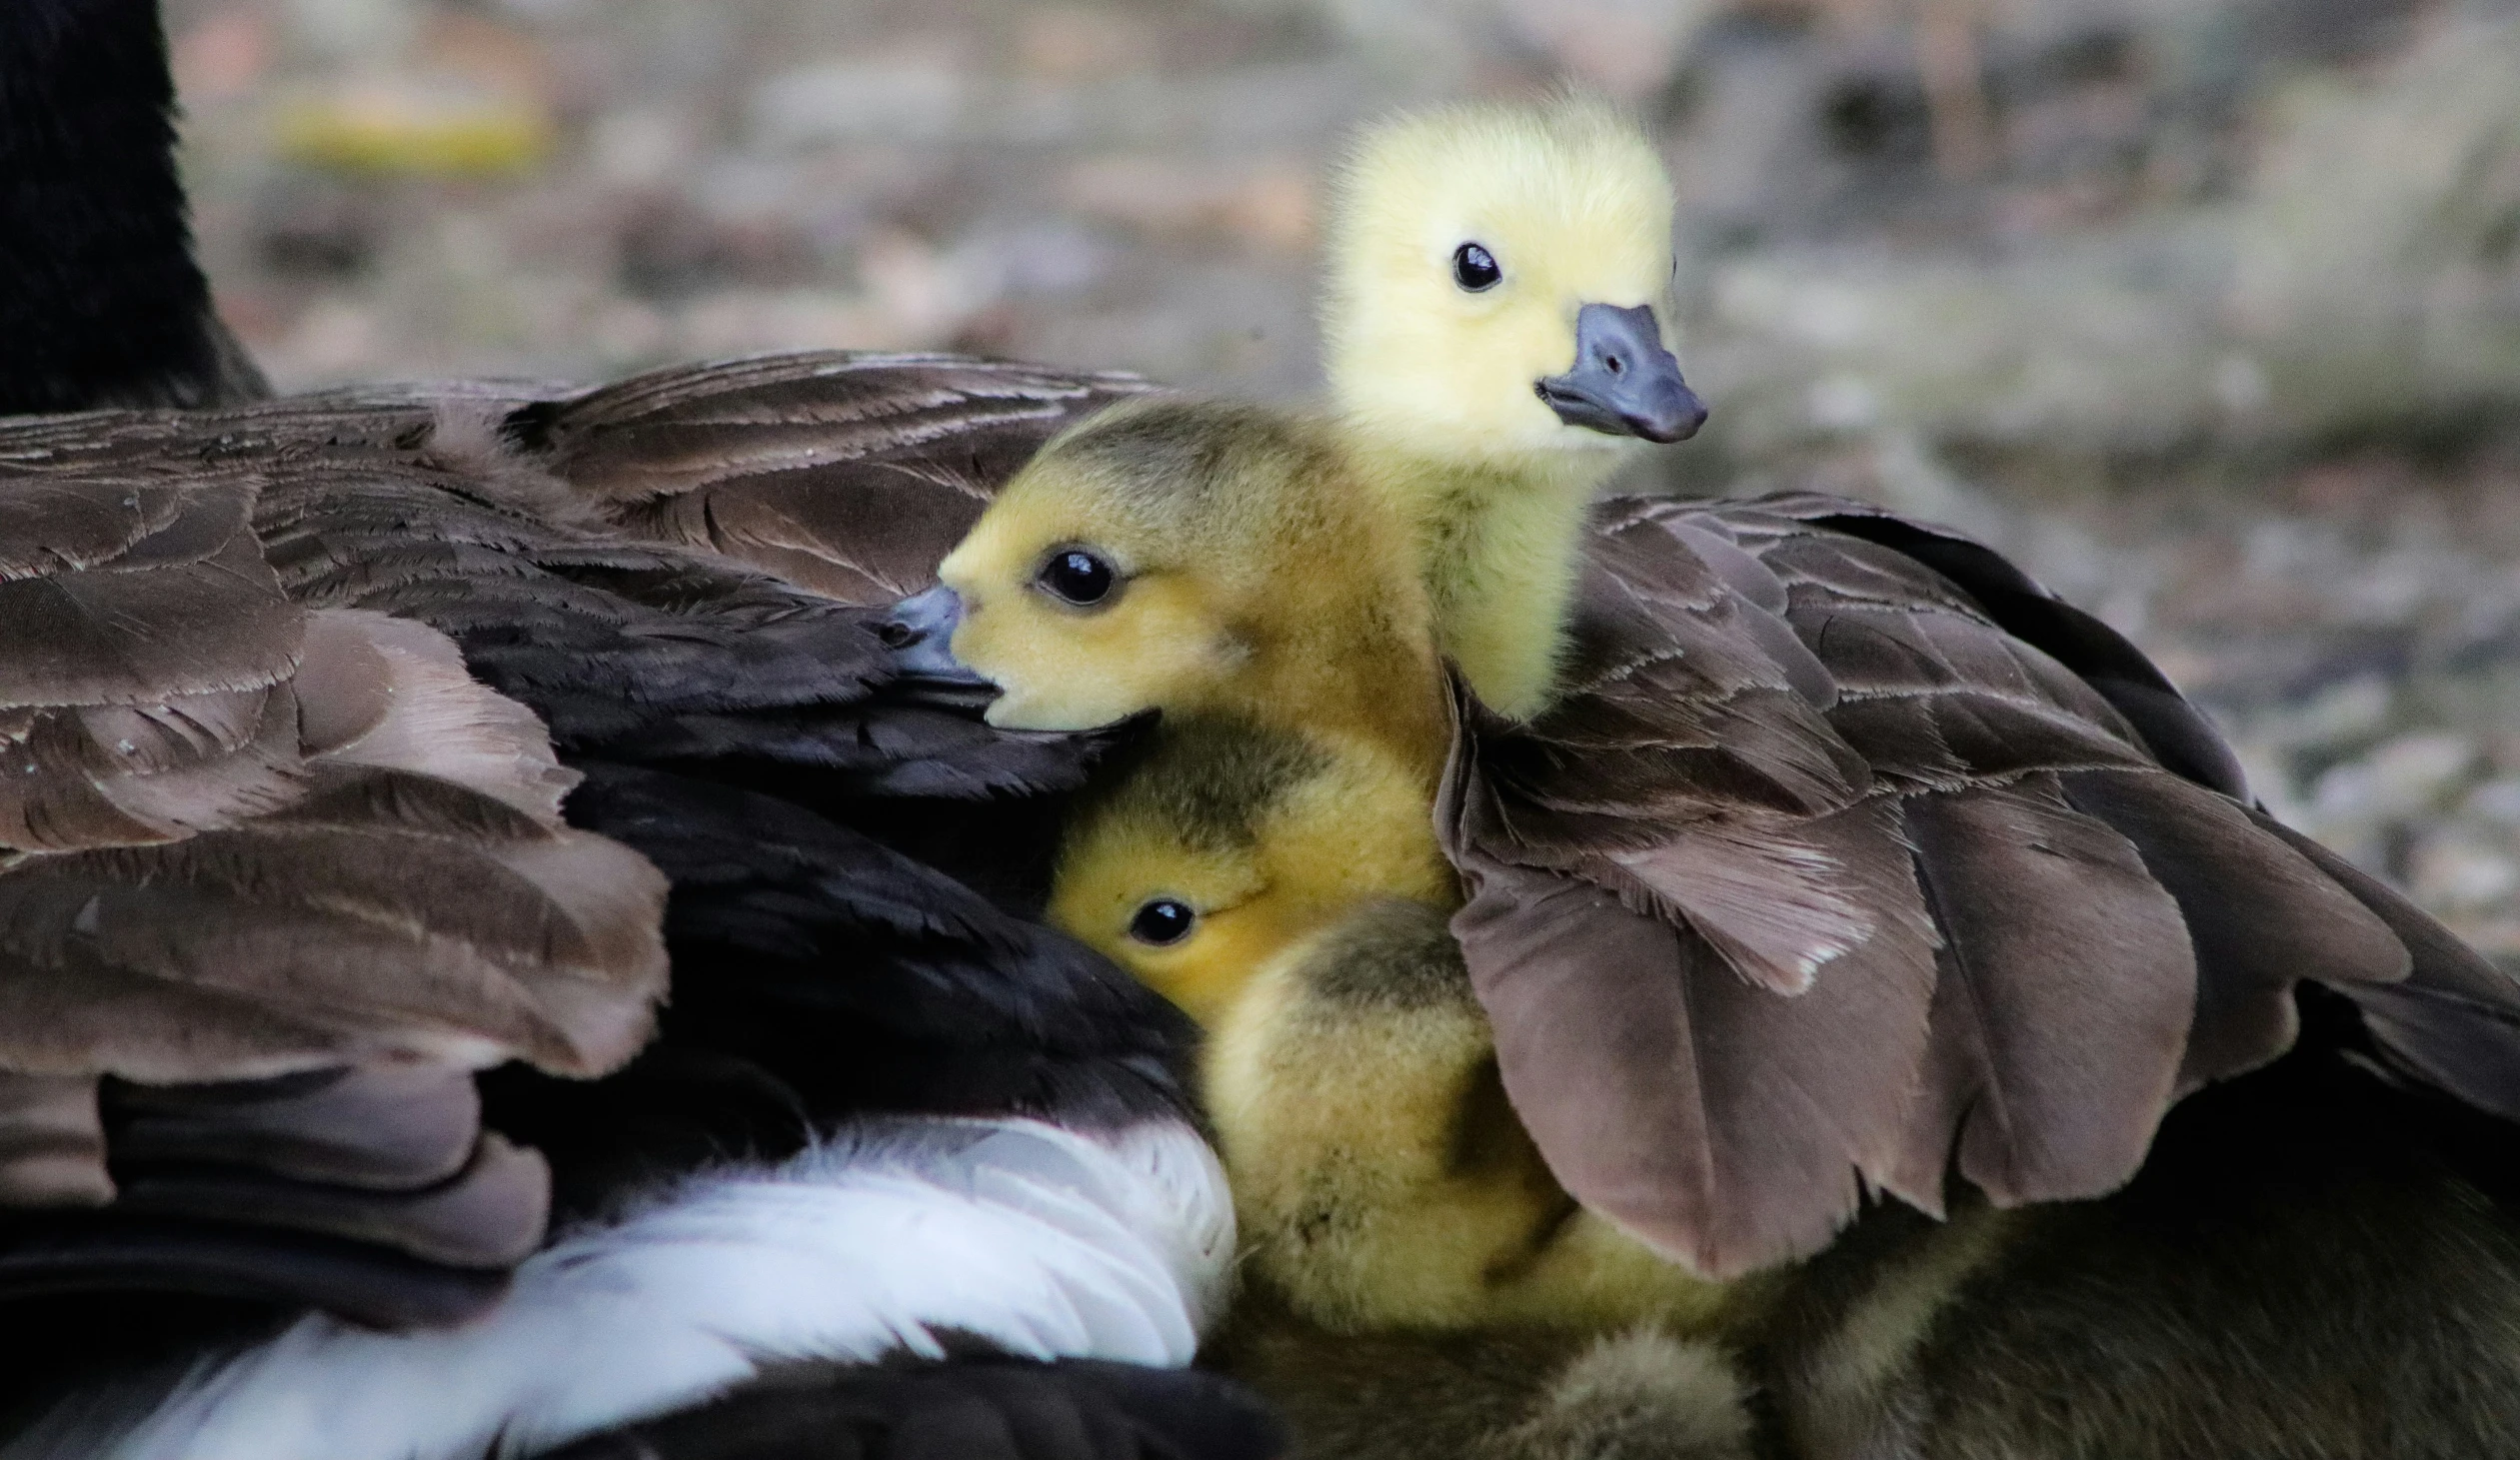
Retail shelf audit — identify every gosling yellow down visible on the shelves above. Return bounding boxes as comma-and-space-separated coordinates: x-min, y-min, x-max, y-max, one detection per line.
914, 92, 2520, 1304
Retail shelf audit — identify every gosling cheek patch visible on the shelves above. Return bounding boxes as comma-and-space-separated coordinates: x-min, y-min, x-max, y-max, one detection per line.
1535, 303, 1708, 444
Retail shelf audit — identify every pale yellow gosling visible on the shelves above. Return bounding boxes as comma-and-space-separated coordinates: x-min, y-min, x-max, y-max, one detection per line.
1324, 95, 1704, 718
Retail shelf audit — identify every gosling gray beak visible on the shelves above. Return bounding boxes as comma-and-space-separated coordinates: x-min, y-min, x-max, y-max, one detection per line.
879, 583, 990, 689
1535, 303, 1707, 444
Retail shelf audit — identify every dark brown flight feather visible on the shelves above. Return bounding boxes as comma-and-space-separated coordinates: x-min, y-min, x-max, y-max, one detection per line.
509, 351, 1160, 604
104, 1062, 485, 1190
1443, 490, 2520, 1279
1887, 773, 2195, 1209
0, 1073, 112, 1208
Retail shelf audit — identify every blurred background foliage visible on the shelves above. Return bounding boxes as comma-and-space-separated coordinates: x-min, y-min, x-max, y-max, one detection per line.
168, 0, 2520, 959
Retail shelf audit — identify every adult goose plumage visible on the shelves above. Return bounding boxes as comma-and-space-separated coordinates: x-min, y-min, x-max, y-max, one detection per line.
1440, 487, 2517, 1276
0, 354, 1302, 1459
0, 427, 669, 1326
0, 7, 1274, 1439
0, 5, 1276, 1450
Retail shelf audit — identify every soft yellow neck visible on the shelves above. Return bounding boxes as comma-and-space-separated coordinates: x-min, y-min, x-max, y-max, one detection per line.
1344, 435, 1621, 720
1242, 609, 1451, 792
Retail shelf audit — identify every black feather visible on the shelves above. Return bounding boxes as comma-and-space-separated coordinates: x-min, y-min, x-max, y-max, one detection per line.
554, 762, 1198, 1139
0, 0, 265, 413
0, 1215, 508, 1330
543, 1355, 1285, 1460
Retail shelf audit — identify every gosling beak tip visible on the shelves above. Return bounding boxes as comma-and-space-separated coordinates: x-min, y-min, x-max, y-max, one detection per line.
1536, 302, 1707, 445
880, 583, 992, 691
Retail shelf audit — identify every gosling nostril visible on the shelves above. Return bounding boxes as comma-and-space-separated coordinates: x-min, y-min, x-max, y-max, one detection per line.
882, 583, 987, 688
1537, 302, 1702, 442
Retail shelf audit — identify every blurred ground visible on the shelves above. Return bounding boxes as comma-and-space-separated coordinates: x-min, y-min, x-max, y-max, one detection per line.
168, 0, 2520, 958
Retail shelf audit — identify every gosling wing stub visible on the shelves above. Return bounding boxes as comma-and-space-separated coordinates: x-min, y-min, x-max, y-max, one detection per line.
1444, 491, 2511, 1279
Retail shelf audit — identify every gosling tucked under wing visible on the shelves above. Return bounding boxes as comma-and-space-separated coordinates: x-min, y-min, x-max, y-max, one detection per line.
1182, 795, 2520, 1460
954, 92, 2520, 1277
1310, 98, 2511, 1274
1047, 671, 2520, 1460
0, 367, 1258, 1460
939, 392, 2520, 1284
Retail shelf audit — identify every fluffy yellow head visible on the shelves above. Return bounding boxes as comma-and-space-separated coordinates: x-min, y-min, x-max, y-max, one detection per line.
1048, 716, 1456, 1027
936, 401, 1318, 730
1324, 95, 1683, 472
935, 399, 1444, 748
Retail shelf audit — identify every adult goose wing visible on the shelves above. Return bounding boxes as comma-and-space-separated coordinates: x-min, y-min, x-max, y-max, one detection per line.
1440, 490, 2502, 1280
0, 457, 669, 1325
1755, 490, 2520, 1127
218, 371, 1126, 803
0, 372, 1236, 1460
508, 350, 1161, 605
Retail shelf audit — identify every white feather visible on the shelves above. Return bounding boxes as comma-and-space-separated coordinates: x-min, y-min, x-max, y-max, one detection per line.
21, 1116, 1231, 1460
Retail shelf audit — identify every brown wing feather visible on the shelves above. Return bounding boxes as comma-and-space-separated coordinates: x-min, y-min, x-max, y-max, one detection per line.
0, 478, 300, 714
295, 609, 583, 819
109, 1132, 552, 1268
1750, 490, 2251, 796
1887, 773, 2195, 1209
508, 351, 1161, 604
1448, 488, 2513, 1277
0, 1073, 112, 1208
0, 359, 1132, 1314
0, 560, 668, 1088
0, 461, 670, 1281
1447, 769, 1937, 1277
2248, 813, 2520, 1120
2057, 770, 2408, 1094
104, 1063, 485, 1189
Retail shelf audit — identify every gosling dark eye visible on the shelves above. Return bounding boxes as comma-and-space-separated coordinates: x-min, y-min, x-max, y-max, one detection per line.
1451, 242, 1501, 292
1038, 548, 1117, 607
1129, 898, 1196, 946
